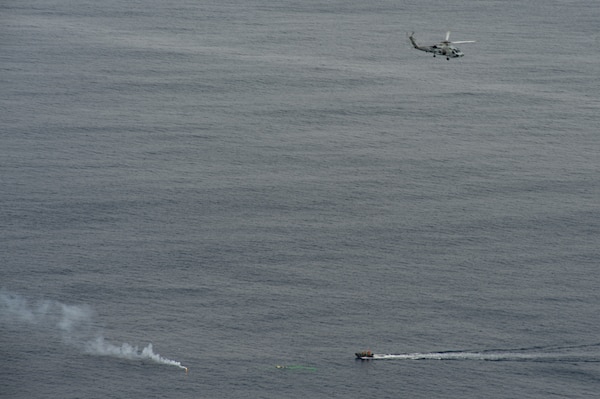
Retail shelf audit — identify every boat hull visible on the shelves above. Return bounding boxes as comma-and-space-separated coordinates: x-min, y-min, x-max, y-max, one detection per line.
355, 352, 374, 359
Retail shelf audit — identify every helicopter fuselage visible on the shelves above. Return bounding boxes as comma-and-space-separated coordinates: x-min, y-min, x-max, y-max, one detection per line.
409, 32, 473, 61
423, 44, 464, 59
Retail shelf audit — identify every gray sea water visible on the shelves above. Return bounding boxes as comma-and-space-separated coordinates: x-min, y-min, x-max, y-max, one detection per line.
2, 1, 600, 397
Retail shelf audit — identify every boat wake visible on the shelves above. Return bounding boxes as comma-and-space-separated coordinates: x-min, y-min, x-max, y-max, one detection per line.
368, 344, 600, 363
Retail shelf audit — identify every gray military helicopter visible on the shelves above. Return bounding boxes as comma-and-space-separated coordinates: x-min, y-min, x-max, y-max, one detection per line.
409, 31, 475, 60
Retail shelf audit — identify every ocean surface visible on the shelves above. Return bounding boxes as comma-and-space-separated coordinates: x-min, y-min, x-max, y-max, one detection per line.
2, 1, 599, 397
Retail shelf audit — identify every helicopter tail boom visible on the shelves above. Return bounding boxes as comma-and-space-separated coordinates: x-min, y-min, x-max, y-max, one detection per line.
408, 32, 419, 49
408, 33, 431, 52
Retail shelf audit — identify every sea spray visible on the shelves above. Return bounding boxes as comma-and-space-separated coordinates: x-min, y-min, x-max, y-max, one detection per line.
0, 290, 187, 371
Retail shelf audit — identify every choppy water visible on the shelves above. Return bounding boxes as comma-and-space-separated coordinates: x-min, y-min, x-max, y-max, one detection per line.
2, 1, 599, 397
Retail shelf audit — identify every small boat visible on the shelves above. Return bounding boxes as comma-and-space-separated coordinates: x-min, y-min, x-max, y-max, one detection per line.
355, 350, 374, 359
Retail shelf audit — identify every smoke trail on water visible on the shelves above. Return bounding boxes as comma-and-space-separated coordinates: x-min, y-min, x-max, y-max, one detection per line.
0, 290, 187, 371
86, 337, 187, 370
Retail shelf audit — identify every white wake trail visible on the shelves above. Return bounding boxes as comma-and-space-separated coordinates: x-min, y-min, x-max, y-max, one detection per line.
373, 352, 549, 361
370, 348, 600, 362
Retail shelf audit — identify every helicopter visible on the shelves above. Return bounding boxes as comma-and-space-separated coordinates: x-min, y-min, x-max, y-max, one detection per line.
409, 31, 475, 60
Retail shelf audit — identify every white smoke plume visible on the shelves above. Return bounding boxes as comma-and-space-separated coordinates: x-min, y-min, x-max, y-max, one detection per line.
86, 338, 187, 369
0, 290, 187, 371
